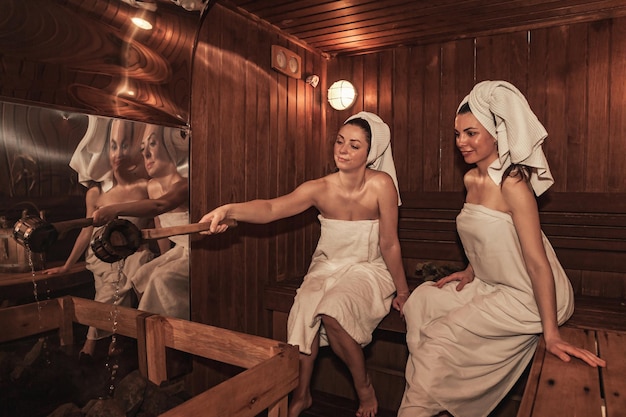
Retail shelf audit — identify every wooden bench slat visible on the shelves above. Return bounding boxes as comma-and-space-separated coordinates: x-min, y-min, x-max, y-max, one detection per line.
516, 337, 547, 417
598, 331, 626, 415
527, 328, 603, 416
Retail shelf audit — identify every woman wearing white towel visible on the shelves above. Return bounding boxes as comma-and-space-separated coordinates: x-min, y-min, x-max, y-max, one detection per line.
91, 123, 190, 320
45, 118, 152, 358
199, 112, 410, 417
398, 81, 605, 417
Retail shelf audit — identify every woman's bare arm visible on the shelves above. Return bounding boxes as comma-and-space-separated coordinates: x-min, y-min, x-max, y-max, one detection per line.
376, 174, 410, 312
92, 181, 188, 226
199, 179, 321, 233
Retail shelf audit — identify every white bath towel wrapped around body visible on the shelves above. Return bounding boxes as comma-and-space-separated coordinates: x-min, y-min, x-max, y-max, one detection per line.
287, 215, 397, 355
399, 204, 574, 417
132, 211, 190, 320
85, 216, 153, 341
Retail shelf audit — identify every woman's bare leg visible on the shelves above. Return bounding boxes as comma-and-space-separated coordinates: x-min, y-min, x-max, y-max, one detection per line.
288, 332, 320, 417
80, 338, 97, 357
321, 315, 377, 417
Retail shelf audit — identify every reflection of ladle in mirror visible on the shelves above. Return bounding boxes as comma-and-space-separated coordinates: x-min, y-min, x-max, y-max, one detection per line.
91, 218, 238, 263
12, 216, 94, 253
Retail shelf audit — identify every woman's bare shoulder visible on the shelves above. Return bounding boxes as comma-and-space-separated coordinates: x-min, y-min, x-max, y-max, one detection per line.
301, 173, 335, 190
463, 167, 479, 181
501, 175, 536, 210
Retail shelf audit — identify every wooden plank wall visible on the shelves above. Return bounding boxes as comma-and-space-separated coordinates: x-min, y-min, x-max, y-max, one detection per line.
190, 4, 327, 334
326, 17, 626, 195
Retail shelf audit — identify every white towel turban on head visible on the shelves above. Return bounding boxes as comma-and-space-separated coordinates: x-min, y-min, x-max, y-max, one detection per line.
69, 115, 114, 192
163, 126, 189, 178
458, 80, 554, 196
345, 111, 402, 205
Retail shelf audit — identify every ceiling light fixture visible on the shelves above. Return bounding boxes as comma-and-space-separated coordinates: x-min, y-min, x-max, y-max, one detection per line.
131, 16, 153, 30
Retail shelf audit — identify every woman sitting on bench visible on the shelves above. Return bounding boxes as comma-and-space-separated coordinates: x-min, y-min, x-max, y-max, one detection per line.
399, 80, 605, 417
199, 111, 410, 417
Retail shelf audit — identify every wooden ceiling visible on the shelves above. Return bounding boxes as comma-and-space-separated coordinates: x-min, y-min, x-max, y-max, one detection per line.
221, 0, 626, 56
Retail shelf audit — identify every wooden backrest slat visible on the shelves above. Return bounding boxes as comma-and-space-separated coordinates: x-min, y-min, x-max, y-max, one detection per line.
555, 250, 626, 273
400, 192, 465, 209
400, 210, 459, 220
399, 218, 457, 228
399, 230, 460, 241
540, 213, 626, 227
400, 241, 465, 262
549, 237, 626, 252
537, 192, 626, 214
542, 224, 626, 240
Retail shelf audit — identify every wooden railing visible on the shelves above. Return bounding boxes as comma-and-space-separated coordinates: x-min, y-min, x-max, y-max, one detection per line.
0, 296, 298, 417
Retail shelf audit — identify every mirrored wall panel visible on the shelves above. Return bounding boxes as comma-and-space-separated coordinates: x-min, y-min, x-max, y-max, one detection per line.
0, 101, 190, 277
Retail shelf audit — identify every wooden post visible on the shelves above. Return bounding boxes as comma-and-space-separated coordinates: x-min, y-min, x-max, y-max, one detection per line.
145, 315, 168, 385
57, 296, 75, 348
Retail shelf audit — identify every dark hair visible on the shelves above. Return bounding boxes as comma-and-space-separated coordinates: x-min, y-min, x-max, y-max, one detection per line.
457, 101, 531, 187
503, 164, 531, 185
457, 102, 471, 115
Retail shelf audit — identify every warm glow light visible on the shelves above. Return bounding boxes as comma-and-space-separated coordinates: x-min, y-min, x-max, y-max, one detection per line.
327, 80, 357, 110
131, 17, 153, 30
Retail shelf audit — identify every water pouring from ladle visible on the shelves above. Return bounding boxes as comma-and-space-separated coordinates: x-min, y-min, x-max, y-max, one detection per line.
13, 216, 94, 253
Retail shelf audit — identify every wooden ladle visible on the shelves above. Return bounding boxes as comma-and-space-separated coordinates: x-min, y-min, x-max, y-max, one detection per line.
90, 218, 237, 263
13, 216, 94, 253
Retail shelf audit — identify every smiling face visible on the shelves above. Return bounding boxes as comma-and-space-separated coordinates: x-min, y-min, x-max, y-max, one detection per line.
141, 124, 172, 178
334, 123, 370, 171
109, 119, 142, 172
454, 111, 499, 167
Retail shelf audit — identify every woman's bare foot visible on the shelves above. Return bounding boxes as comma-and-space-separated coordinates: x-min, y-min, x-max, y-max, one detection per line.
288, 390, 313, 417
355, 377, 378, 417
79, 339, 96, 357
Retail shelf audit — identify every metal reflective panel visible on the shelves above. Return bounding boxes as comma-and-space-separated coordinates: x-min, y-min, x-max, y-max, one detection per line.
0, 0, 211, 127
0, 0, 202, 277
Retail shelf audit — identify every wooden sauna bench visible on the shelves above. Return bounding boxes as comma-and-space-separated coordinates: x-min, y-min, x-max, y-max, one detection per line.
0, 296, 299, 417
0, 261, 93, 307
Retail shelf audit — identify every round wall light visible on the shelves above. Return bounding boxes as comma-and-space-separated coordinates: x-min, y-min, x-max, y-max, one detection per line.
327, 80, 357, 110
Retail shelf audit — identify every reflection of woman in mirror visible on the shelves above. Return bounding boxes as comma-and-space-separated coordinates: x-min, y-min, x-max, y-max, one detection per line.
91, 124, 190, 319
44, 117, 153, 358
